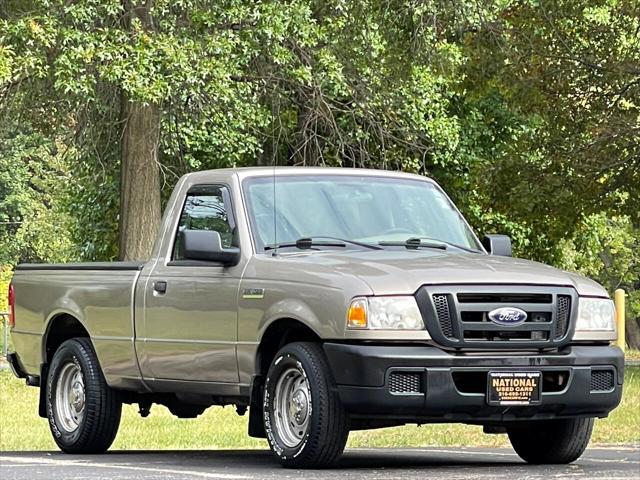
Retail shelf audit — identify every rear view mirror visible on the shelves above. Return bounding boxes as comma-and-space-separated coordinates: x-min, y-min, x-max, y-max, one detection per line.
181, 230, 240, 266
482, 234, 512, 257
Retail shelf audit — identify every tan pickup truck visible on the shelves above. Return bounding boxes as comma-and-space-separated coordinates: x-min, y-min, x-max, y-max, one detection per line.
7, 167, 623, 468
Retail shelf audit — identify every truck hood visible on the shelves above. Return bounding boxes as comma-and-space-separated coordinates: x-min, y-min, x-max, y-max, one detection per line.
276, 249, 607, 297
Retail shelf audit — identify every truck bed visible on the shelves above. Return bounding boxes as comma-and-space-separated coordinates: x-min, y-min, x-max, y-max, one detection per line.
11, 262, 145, 390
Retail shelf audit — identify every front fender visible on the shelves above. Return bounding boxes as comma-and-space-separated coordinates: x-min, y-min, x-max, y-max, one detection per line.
258, 298, 326, 340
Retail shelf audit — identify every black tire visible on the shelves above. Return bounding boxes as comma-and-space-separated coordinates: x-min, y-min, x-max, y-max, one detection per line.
263, 342, 349, 468
46, 338, 122, 453
508, 417, 594, 464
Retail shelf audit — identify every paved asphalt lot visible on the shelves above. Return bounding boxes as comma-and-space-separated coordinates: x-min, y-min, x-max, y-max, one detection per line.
1, 447, 639, 480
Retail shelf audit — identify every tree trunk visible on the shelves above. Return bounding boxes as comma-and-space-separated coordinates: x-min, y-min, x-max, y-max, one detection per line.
118, 97, 161, 261
118, 0, 161, 261
627, 315, 640, 350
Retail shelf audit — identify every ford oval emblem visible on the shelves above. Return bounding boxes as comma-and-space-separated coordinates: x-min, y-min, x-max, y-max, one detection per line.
488, 307, 528, 326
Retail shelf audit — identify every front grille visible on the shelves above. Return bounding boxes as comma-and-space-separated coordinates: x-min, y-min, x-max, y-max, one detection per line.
415, 285, 577, 349
433, 294, 454, 338
457, 293, 552, 304
388, 372, 422, 394
590, 370, 614, 392
555, 295, 571, 339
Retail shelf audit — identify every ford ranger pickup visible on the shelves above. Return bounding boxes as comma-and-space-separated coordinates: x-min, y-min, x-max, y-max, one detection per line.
7, 167, 623, 468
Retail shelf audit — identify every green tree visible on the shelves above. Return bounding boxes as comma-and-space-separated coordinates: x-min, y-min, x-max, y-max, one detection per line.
558, 214, 640, 348
461, 0, 639, 251
0, 125, 73, 266
2, 0, 268, 259
2, 1, 473, 259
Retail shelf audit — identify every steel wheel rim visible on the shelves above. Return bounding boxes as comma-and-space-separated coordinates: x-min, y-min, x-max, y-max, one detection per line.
55, 362, 85, 433
273, 367, 311, 448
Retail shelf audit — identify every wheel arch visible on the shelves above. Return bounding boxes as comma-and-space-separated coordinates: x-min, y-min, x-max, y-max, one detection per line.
248, 317, 322, 439
42, 312, 92, 365
255, 317, 323, 376
39, 313, 94, 419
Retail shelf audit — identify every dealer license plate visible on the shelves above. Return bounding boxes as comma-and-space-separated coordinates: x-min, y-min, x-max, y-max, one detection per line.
487, 371, 542, 406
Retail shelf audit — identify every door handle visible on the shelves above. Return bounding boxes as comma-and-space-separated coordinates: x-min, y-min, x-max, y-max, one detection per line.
153, 281, 167, 294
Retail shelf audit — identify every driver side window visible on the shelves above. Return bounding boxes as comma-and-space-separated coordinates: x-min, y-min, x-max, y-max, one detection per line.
172, 186, 234, 260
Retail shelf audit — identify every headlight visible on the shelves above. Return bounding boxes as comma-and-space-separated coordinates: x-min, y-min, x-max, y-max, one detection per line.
347, 296, 425, 330
573, 297, 616, 341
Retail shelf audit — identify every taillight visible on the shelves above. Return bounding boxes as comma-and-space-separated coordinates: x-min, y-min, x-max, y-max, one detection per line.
8, 282, 15, 328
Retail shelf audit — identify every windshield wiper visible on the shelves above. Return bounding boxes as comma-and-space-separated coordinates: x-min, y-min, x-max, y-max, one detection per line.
378, 236, 481, 253
264, 236, 382, 252
311, 236, 383, 250
264, 238, 345, 251
378, 237, 446, 250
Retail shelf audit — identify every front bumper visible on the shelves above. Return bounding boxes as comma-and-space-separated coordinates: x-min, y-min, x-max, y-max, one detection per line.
323, 343, 624, 422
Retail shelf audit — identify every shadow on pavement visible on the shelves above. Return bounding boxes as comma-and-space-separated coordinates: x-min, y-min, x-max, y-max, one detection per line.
7, 448, 524, 470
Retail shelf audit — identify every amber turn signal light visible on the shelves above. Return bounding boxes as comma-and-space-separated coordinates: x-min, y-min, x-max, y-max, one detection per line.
347, 298, 368, 329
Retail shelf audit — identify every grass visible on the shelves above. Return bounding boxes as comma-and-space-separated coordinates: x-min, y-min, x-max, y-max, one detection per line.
0, 367, 638, 451
626, 349, 640, 361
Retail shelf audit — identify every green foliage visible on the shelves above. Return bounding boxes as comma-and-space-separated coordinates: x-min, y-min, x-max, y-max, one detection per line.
0, 267, 11, 312
558, 215, 638, 288
464, 0, 639, 230
65, 153, 120, 261
0, 126, 74, 265
557, 214, 639, 329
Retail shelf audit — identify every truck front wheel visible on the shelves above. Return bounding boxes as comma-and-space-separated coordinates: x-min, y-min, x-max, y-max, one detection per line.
263, 342, 349, 468
46, 338, 122, 453
508, 417, 594, 464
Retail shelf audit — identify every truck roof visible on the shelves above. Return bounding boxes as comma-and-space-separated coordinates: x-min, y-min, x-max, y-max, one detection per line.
182, 166, 436, 184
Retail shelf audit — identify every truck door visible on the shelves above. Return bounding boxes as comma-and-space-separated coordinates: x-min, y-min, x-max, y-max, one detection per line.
139, 184, 242, 383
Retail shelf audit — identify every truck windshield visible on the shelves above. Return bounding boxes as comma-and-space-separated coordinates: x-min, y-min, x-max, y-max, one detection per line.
243, 174, 482, 252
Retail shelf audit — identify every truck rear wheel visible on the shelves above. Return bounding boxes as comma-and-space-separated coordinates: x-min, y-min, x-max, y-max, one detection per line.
46, 338, 122, 453
508, 417, 594, 464
263, 342, 349, 468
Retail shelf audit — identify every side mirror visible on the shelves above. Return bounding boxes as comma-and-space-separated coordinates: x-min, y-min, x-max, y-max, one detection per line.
181, 230, 240, 266
482, 234, 512, 257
